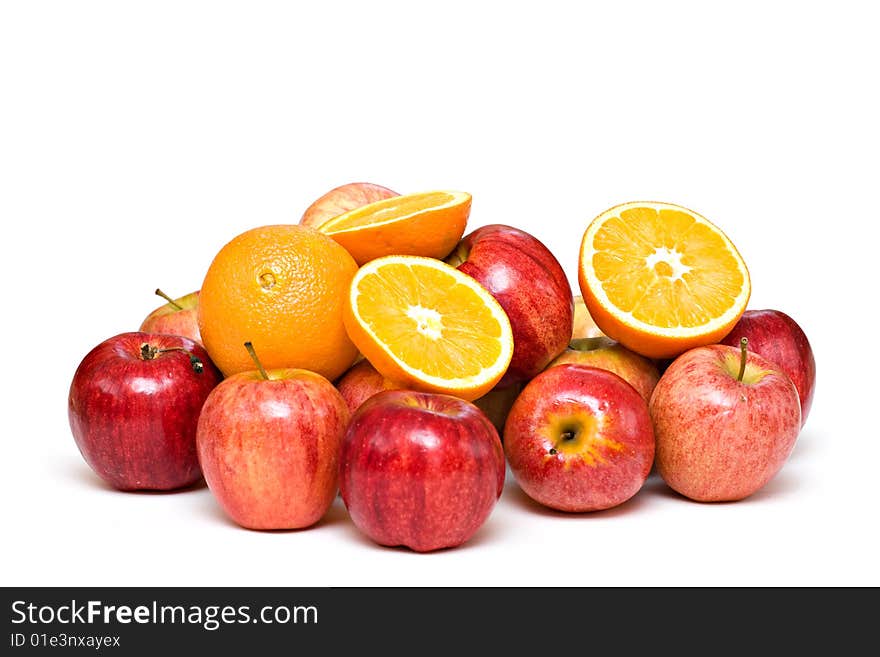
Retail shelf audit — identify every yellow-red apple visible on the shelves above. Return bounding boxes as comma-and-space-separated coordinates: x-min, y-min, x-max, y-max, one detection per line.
504, 364, 654, 512
720, 309, 815, 427
650, 340, 801, 502
335, 359, 400, 414
547, 337, 660, 403
196, 343, 350, 530
139, 289, 202, 346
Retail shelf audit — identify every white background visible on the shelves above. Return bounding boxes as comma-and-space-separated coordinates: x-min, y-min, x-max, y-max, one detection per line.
2, 1, 877, 587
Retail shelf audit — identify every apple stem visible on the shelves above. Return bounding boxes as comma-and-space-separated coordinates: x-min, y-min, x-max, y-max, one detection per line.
155, 288, 183, 310
244, 341, 269, 380
139, 342, 204, 373
737, 337, 749, 382
156, 346, 205, 374
550, 429, 577, 454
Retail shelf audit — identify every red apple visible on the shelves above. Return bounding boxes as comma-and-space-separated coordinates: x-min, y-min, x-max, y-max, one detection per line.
335, 359, 400, 414
196, 343, 350, 530
300, 182, 398, 229
649, 340, 801, 502
720, 309, 816, 427
339, 390, 505, 552
139, 288, 202, 346
504, 364, 654, 512
547, 337, 660, 403
68, 332, 222, 491
447, 224, 573, 386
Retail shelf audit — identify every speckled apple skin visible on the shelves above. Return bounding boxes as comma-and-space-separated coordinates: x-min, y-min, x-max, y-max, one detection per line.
649, 345, 801, 502
454, 224, 573, 387
335, 359, 400, 414
196, 369, 350, 530
548, 339, 660, 403
720, 309, 816, 427
504, 364, 655, 512
339, 390, 505, 552
139, 291, 202, 346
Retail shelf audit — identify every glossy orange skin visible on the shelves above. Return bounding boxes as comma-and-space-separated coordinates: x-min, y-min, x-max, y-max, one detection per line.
323, 192, 470, 265
198, 224, 359, 379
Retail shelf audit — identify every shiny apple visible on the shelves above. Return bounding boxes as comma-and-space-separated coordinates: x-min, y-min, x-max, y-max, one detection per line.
447, 224, 573, 386
68, 332, 222, 490
139, 288, 202, 345
720, 309, 815, 426
339, 390, 505, 552
196, 343, 350, 530
547, 337, 660, 403
650, 340, 801, 502
504, 364, 655, 512
335, 359, 399, 414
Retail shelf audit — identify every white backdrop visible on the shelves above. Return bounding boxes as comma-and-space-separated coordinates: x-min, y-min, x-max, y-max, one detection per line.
2, 1, 877, 586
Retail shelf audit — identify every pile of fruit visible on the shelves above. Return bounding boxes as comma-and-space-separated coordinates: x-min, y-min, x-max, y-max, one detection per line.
67, 182, 816, 552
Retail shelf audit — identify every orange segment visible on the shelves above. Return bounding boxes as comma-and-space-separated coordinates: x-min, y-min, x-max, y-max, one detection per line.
344, 255, 514, 401
579, 202, 750, 359
318, 191, 471, 265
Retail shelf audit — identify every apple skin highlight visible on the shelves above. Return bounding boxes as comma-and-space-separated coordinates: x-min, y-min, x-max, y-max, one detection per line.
339, 390, 505, 552
650, 344, 801, 502
68, 332, 222, 491
504, 364, 655, 512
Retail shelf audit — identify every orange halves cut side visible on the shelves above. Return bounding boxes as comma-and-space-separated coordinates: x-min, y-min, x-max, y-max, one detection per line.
344, 255, 514, 401
578, 202, 750, 359
318, 191, 471, 265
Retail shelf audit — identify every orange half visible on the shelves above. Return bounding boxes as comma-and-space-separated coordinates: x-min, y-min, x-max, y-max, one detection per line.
578, 201, 750, 359
344, 255, 514, 401
318, 191, 471, 265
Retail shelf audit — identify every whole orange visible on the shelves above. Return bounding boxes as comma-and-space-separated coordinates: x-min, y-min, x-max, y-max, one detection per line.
198, 224, 359, 379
